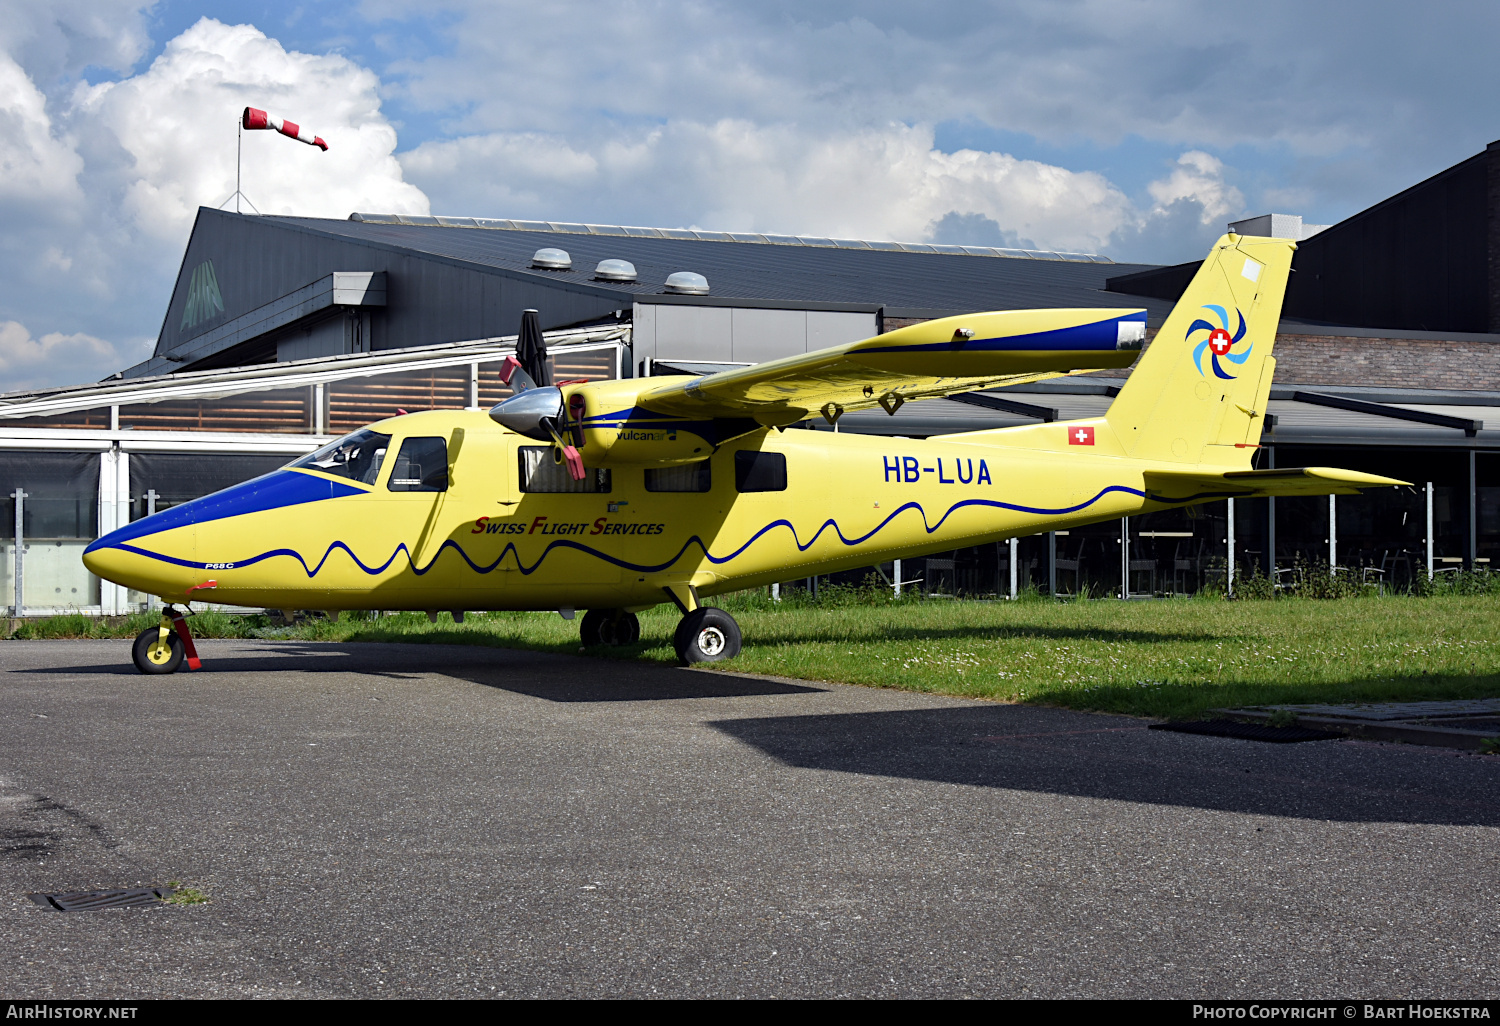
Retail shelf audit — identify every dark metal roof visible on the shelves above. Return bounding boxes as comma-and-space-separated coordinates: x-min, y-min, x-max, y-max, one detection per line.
350, 212, 1117, 263
268, 213, 1164, 317
1106, 139, 1500, 335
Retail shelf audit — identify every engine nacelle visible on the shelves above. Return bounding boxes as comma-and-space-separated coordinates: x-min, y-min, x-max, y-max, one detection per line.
489, 377, 754, 469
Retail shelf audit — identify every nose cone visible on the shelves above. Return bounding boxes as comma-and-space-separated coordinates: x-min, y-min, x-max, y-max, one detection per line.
84, 517, 198, 600
489, 386, 562, 440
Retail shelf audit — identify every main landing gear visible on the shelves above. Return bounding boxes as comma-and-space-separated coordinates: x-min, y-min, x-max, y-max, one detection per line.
579, 604, 743, 664
131, 606, 202, 675
672, 607, 741, 665
579, 608, 641, 647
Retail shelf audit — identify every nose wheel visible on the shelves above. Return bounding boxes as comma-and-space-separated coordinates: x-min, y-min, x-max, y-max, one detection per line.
580, 608, 641, 647
673, 607, 741, 665
130, 606, 202, 674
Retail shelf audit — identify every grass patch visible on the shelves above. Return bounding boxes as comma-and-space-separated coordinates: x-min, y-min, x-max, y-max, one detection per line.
12, 593, 1500, 720
163, 882, 210, 905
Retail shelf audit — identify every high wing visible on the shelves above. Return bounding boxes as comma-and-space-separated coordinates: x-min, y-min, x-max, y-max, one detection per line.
1144, 467, 1410, 501
636, 308, 1149, 426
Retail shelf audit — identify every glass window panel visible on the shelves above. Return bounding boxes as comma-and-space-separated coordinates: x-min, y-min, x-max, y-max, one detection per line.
478, 348, 618, 408
734, 451, 785, 492
129, 452, 292, 519
327, 365, 470, 436
644, 461, 710, 492
518, 446, 610, 493
288, 428, 390, 484
0, 408, 112, 430
118, 388, 312, 433
0, 451, 99, 538
1129, 506, 1205, 596
387, 437, 448, 492
0, 451, 101, 611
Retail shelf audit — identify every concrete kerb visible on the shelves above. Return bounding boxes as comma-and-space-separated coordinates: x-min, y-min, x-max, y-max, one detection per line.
1215, 700, 1500, 751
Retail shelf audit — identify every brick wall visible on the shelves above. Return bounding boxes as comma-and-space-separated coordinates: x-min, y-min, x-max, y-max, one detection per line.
1106, 331, 1500, 389
879, 316, 933, 333
1269, 333, 1500, 388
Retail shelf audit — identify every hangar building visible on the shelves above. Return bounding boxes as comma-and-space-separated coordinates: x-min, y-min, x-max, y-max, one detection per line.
3, 140, 1500, 614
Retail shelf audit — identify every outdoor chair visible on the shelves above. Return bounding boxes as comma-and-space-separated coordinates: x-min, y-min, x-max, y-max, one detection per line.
1054, 551, 1081, 596
924, 558, 956, 596
1128, 559, 1157, 597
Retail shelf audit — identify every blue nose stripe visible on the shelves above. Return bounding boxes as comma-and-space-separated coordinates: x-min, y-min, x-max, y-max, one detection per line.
85, 470, 368, 554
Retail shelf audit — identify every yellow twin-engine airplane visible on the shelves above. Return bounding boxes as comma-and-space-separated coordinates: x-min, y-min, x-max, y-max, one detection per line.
85, 234, 1404, 674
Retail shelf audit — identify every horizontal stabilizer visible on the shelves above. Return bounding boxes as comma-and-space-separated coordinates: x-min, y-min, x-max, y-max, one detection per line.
638, 308, 1146, 426
1144, 466, 1409, 502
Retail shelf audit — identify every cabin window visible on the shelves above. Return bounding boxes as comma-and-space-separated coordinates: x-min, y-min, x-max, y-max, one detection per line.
644, 461, 710, 493
387, 436, 449, 492
734, 451, 786, 492
289, 428, 390, 484
518, 446, 611, 493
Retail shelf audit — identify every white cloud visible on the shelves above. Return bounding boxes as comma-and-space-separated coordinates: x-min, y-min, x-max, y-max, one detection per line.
403, 120, 1134, 253
1145, 151, 1244, 225
1105, 150, 1248, 264
73, 18, 429, 242
0, 0, 152, 82
0, 321, 149, 392
0, 53, 84, 208
0, 15, 431, 389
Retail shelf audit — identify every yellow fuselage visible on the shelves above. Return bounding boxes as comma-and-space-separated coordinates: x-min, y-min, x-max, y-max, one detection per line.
83, 407, 1182, 611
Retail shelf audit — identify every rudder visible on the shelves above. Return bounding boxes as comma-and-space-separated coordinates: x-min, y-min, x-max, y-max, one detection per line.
1105, 234, 1295, 466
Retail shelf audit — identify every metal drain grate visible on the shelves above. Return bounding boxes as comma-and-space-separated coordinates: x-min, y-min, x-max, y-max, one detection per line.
1150, 720, 1345, 743
28, 887, 172, 911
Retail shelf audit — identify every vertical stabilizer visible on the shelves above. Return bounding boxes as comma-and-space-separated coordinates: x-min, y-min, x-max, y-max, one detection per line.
1105, 234, 1294, 466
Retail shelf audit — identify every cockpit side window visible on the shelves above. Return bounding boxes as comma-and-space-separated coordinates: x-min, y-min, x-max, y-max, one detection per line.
289, 428, 391, 485
387, 436, 449, 492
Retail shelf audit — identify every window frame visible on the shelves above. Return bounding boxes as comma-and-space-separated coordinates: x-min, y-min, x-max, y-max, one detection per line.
644, 460, 712, 493
734, 450, 787, 493
517, 446, 612, 494
385, 435, 450, 493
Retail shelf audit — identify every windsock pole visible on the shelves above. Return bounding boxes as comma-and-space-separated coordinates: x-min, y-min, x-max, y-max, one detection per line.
225, 118, 261, 215
225, 106, 329, 215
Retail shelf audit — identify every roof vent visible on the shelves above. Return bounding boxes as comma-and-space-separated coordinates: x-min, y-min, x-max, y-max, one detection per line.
664, 271, 709, 295
594, 258, 637, 282
531, 248, 572, 270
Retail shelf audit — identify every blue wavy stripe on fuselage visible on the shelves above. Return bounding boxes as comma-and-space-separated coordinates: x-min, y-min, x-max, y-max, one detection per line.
111, 484, 1147, 578
855, 313, 1145, 355
85, 469, 369, 554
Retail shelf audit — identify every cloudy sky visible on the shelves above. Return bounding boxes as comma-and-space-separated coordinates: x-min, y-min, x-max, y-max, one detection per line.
2, 0, 1497, 390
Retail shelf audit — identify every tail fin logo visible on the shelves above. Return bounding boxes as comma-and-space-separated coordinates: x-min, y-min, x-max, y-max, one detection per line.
1188, 305, 1250, 380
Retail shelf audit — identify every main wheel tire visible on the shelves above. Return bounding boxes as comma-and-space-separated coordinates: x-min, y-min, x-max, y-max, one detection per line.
131, 626, 184, 675
579, 609, 609, 647
600, 611, 640, 646
581, 609, 641, 647
674, 607, 741, 665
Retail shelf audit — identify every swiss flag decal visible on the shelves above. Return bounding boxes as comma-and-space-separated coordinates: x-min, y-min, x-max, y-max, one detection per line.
1068, 425, 1095, 446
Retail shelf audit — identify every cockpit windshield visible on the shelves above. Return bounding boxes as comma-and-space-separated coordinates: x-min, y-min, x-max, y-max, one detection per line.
288, 428, 391, 485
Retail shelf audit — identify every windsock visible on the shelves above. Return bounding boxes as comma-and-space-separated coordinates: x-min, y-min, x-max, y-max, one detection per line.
241, 107, 328, 151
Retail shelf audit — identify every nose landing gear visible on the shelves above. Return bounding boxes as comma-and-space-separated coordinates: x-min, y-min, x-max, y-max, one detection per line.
673, 607, 741, 665
131, 606, 202, 675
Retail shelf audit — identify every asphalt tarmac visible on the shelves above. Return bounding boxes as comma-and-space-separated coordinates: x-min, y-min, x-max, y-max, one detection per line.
0, 639, 1496, 999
